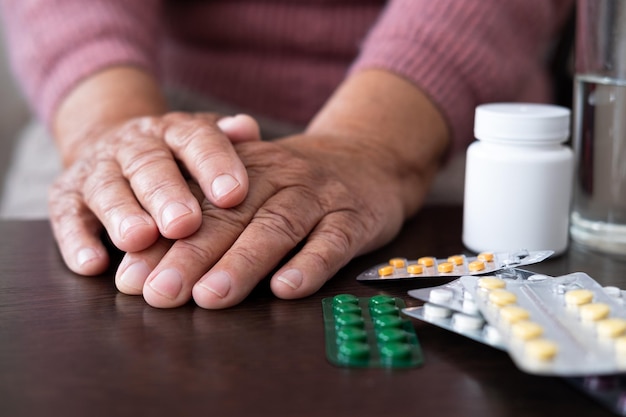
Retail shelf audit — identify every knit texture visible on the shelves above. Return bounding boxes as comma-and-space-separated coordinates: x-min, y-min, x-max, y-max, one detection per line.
0, 0, 574, 149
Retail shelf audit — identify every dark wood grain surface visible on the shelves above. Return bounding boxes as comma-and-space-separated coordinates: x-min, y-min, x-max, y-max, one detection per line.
1, 206, 624, 417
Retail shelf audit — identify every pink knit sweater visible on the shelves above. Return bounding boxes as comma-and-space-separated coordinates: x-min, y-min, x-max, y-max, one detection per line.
0, 0, 574, 149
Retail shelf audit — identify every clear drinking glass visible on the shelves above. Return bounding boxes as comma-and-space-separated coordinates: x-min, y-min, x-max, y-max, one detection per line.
570, 0, 626, 255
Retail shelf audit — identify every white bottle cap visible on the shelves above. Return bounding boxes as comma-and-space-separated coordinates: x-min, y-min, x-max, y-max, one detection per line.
474, 103, 571, 144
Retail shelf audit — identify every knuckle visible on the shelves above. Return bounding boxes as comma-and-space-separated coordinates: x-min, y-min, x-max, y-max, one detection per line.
174, 239, 217, 262
226, 245, 266, 271
319, 223, 355, 256
253, 206, 309, 245
306, 248, 335, 276
120, 145, 174, 179
164, 117, 219, 151
203, 207, 248, 235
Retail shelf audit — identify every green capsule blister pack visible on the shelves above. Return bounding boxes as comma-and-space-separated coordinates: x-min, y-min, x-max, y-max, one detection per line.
322, 294, 423, 368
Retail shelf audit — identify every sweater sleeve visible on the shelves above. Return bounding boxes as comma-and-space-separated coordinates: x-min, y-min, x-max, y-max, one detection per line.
0, 0, 163, 128
349, 0, 575, 151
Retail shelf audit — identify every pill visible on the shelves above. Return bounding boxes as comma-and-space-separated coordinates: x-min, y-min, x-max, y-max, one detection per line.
483, 325, 503, 344
334, 313, 365, 328
378, 265, 395, 277
388, 258, 406, 268
447, 255, 465, 265
407, 264, 424, 274
417, 257, 435, 267
429, 288, 454, 304
488, 289, 517, 306
379, 342, 412, 362
478, 276, 506, 290
527, 274, 549, 281
564, 289, 594, 306
423, 302, 452, 319
452, 313, 485, 331
369, 295, 396, 307
499, 305, 531, 324
338, 341, 371, 361
333, 302, 362, 315
468, 260, 485, 272
370, 303, 399, 317
336, 327, 368, 343
462, 299, 479, 315
437, 262, 454, 273
477, 252, 494, 262
333, 294, 359, 306
376, 328, 408, 344
373, 314, 403, 329
511, 321, 544, 340
525, 338, 558, 361
596, 318, 626, 339
579, 302, 611, 322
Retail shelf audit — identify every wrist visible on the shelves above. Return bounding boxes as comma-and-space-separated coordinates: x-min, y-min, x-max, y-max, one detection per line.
306, 69, 451, 216
53, 66, 167, 166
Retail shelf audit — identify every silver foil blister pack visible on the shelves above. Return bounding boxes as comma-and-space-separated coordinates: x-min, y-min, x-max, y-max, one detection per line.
356, 250, 553, 281
461, 272, 626, 376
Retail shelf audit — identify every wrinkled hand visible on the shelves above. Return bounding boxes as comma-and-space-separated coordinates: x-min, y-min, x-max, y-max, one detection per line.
49, 112, 261, 275
115, 134, 410, 309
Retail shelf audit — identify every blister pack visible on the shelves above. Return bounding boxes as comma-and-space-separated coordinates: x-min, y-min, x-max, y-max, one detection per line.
402, 269, 543, 350
356, 250, 553, 281
407, 268, 542, 315
403, 304, 505, 350
322, 294, 423, 368
461, 273, 626, 376
403, 279, 626, 416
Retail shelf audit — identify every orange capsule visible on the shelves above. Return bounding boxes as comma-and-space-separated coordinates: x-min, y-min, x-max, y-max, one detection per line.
417, 257, 435, 267
437, 262, 454, 273
447, 255, 465, 266
407, 264, 424, 274
388, 258, 406, 268
378, 266, 394, 277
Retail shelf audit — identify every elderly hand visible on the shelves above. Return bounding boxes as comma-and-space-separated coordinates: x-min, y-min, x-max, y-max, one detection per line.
114, 68, 451, 309
49, 111, 261, 276
115, 133, 408, 308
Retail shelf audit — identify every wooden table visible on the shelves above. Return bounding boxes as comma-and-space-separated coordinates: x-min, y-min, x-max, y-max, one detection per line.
1, 206, 624, 417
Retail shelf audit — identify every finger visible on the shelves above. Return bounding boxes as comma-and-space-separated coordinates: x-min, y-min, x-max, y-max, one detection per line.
140, 207, 249, 308
49, 173, 110, 276
270, 211, 368, 299
192, 193, 323, 309
115, 238, 172, 295
163, 113, 250, 209
116, 120, 203, 239
217, 114, 261, 143
81, 158, 160, 252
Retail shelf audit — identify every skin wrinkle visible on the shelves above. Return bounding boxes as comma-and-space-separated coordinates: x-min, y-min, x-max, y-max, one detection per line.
251, 203, 313, 247
266, 133, 401, 252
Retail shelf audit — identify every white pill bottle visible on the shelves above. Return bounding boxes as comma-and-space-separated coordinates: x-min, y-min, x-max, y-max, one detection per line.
462, 103, 574, 255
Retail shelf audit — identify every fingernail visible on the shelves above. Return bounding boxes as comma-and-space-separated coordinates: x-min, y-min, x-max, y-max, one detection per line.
162, 202, 192, 228
211, 174, 240, 200
77, 248, 99, 267
148, 268, 183, 300
217, 116, 236, 131
276, 269, 303, 290
199, 271, 232, 298
119, 215, 149, 240
119, 261, 151, 291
